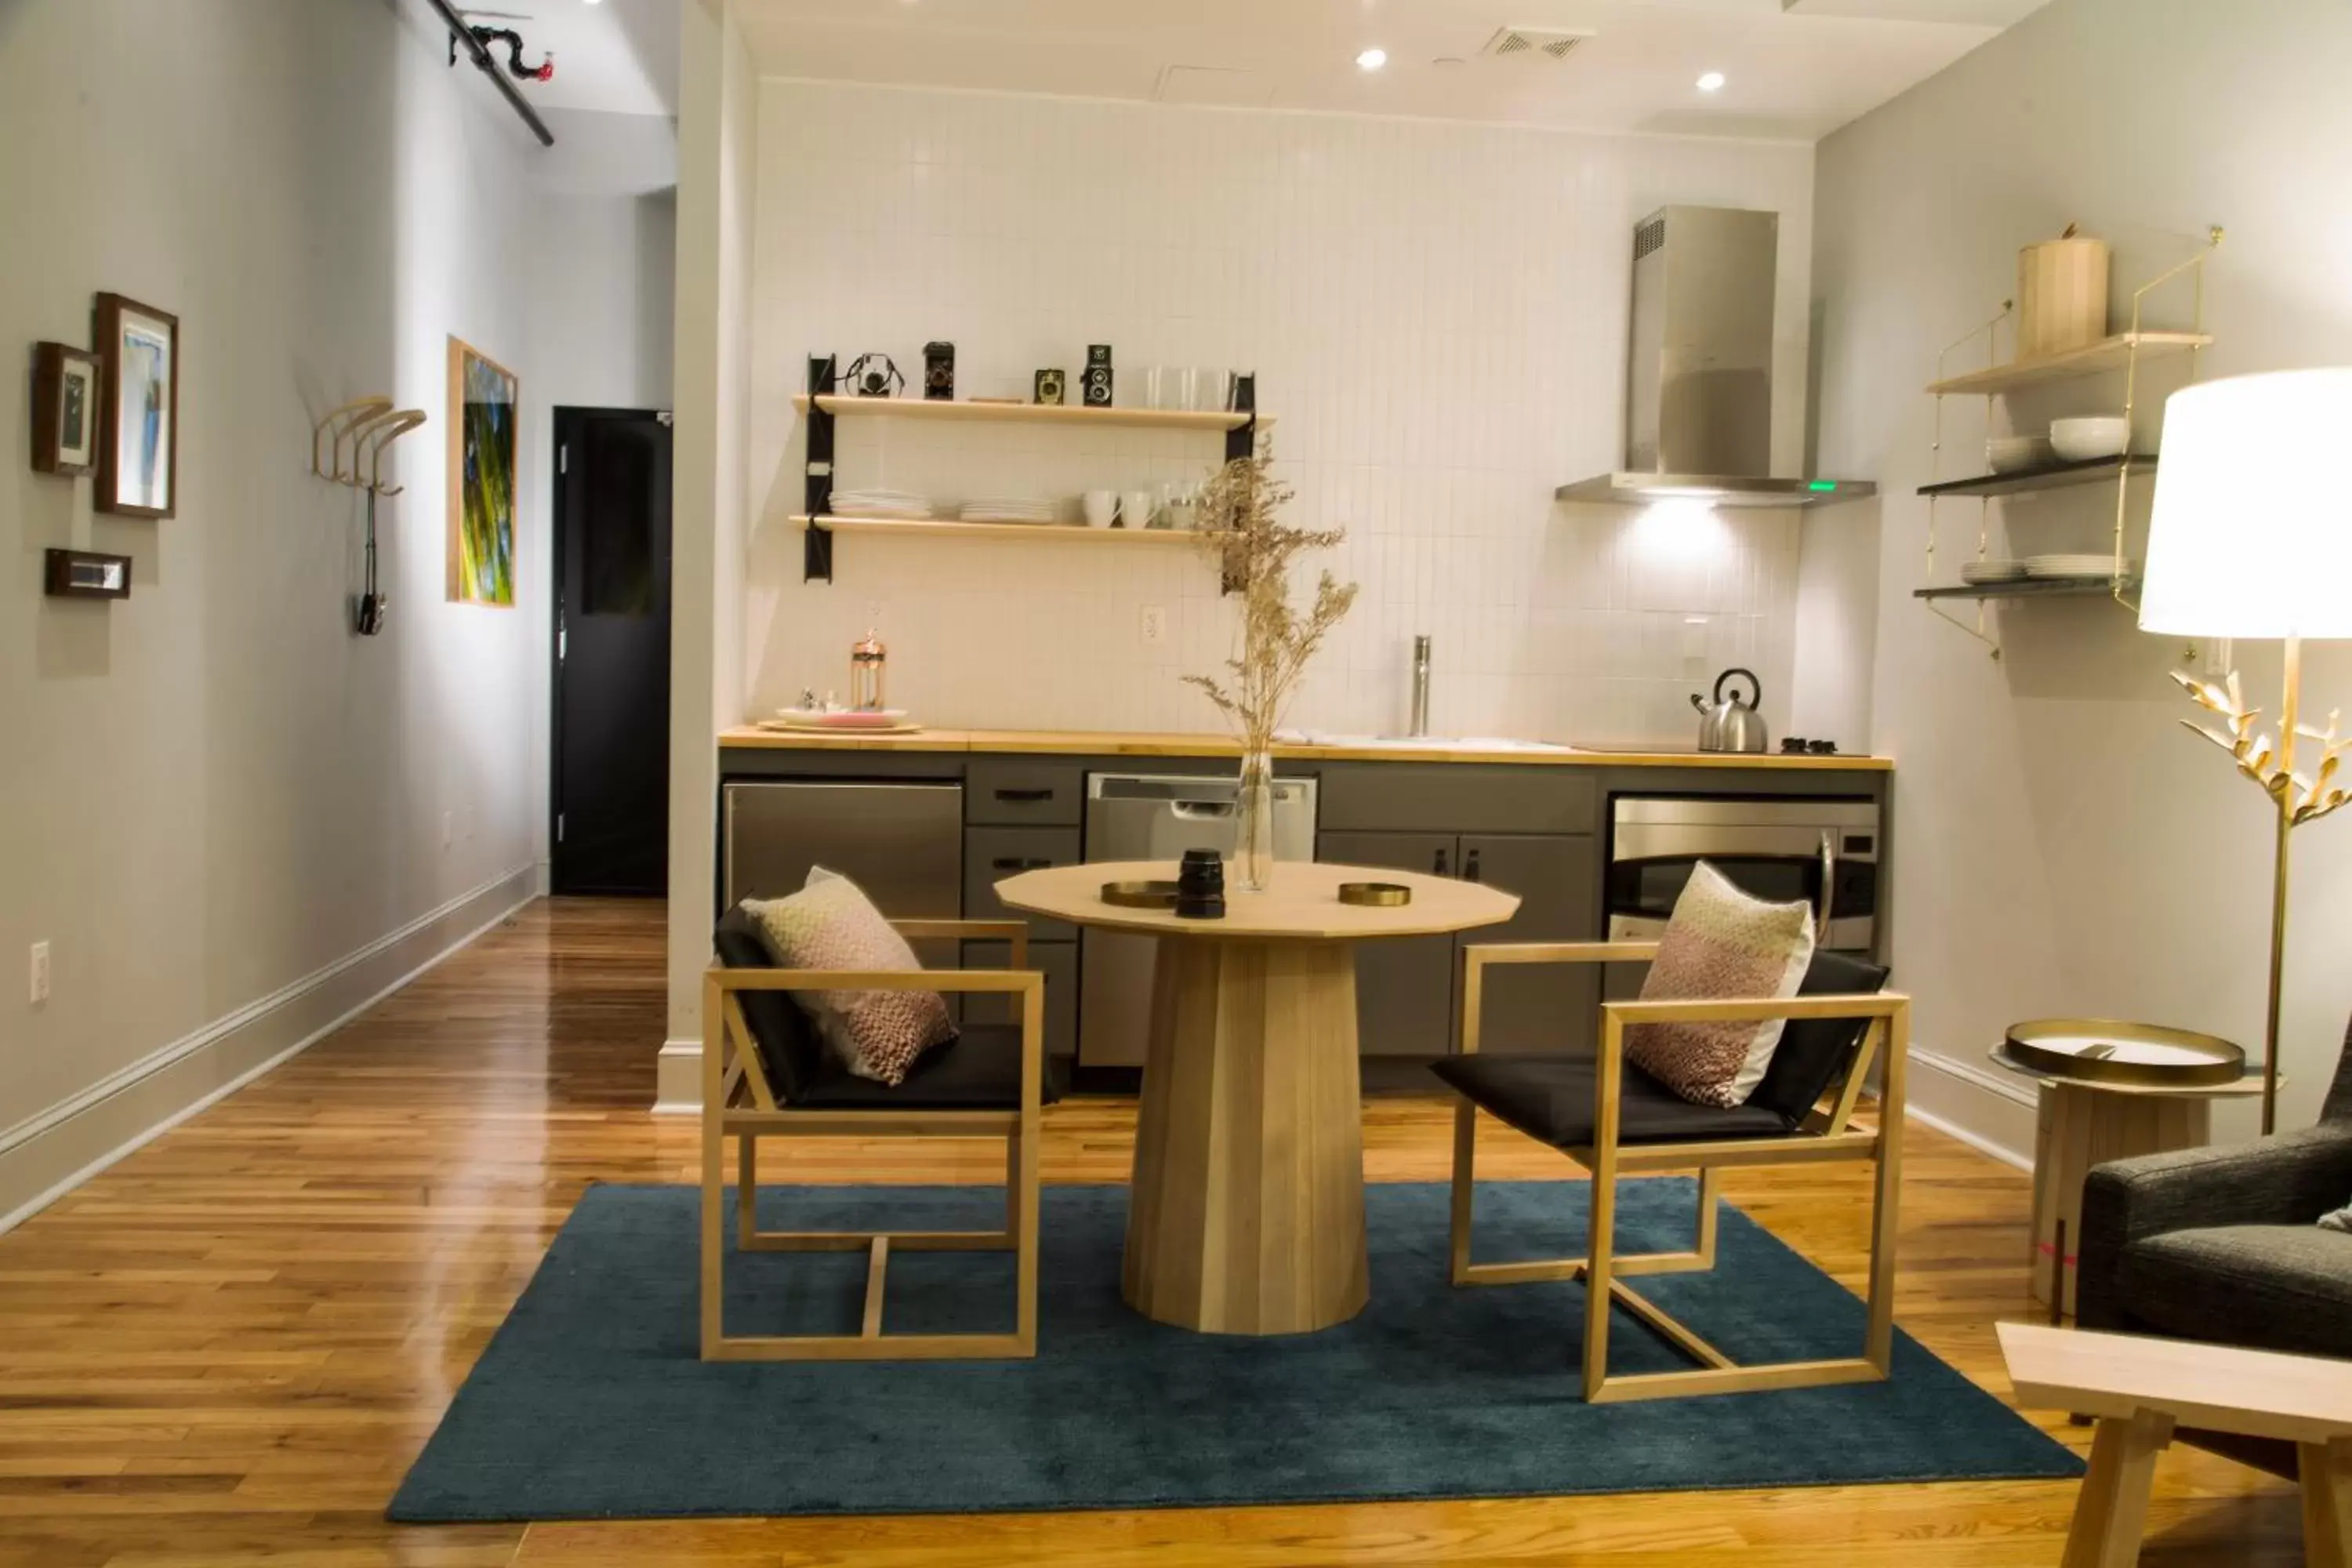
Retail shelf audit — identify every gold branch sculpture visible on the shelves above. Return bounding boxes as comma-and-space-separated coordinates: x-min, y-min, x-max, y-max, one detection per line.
2172, 669, 2352, 826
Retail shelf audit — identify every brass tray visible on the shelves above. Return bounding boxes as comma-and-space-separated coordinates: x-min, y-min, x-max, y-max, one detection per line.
1338, 882, 1412, 907
2000, 1018, 2245, 1088
1101, 879, 1180, 909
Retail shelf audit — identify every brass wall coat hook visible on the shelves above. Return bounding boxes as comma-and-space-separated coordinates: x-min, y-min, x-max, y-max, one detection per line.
361, 410, 429, 495
339, 405, 412, 486
313, 397, 392, 481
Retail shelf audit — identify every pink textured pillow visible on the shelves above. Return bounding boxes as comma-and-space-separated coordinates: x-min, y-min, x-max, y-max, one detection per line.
742, 869, 955, 1086
1624, 862, 1816, 1109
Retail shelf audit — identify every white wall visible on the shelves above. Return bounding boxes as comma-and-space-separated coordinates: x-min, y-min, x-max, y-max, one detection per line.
1812, 0, 2352, 1152
662, 0, 757, 1099
740, 84, 1831, 750
0, 0, 675, 1223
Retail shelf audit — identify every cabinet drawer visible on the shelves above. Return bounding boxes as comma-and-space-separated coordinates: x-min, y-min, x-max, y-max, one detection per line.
961, 939, 1077, 1062
1318, 764, 1596, 835
967, 760, 1084, 826
965, 826, 1083, 937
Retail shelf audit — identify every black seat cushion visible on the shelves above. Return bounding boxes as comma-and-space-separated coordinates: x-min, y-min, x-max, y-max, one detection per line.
1746, 949, 1893, 1124
2115, 1224, 2352, 1362
1428, 1054, 1790, 1148
793, 1024, 1066, 1111
713, 906, 825, 1102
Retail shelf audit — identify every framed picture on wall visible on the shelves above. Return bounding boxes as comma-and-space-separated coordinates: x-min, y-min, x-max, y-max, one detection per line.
31, 342, 101, 477
93, 293, 179, 516
446, 336, 517, 607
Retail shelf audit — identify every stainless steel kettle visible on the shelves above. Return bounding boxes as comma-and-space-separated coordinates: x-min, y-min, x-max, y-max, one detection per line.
1692, 668, 1768, 753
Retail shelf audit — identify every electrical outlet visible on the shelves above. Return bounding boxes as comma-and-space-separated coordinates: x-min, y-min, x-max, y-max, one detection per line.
441, 811, 454, 849
1140, 605, 1168, 646
29, 942, 50, 1005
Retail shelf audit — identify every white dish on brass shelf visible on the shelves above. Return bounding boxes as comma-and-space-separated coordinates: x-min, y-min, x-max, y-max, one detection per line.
2024, 554, 2135, 579
1986, 436, 2054, 474
1962, 559, 2030, 585
2048, 416, 2131, 462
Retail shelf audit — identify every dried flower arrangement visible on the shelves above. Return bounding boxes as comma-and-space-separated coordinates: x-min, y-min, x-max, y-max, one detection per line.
1184, 446, 1359, 757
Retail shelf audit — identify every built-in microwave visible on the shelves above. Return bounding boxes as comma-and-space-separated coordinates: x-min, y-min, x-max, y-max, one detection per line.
1606, 795, 1880, 955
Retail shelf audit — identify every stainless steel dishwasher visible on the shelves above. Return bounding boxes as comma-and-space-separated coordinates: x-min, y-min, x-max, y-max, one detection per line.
721, 779, 964, 964
1077, 772, 1318, 1068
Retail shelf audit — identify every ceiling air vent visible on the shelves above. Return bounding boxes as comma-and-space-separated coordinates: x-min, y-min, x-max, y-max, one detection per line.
1482, 25, 1592, 61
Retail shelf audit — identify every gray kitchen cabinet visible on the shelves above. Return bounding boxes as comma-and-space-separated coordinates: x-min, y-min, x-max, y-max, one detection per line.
1318, 830, 1461, 1058
1461, 833, 1598, 1056
964, 825, 1083, 938
961, 939, 1078, 1062
965, 760, 1085, 826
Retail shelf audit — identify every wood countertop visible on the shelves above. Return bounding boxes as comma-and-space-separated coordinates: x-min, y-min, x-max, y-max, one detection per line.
717, 726, 1891, 771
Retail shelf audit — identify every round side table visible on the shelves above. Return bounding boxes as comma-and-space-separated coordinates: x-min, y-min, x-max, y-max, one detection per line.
1989, 1047, 2266, 1316
997, 859, 1518, 1335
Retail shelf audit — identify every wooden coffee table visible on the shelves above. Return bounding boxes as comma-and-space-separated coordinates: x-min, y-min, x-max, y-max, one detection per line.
996, 859, 1517, 1335
1999, 1321, 2352, 1567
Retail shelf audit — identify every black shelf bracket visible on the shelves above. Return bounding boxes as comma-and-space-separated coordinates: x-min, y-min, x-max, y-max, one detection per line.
804, 355, 837, 583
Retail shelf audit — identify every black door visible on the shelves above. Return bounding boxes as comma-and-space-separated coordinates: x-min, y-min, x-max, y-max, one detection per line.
552, 407, 672, 895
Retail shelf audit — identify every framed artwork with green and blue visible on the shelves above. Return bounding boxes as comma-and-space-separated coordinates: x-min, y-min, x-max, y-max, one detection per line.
446, 336, 517, 606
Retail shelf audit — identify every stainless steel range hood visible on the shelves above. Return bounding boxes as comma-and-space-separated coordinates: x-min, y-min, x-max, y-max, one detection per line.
1557, 205, 1873, 510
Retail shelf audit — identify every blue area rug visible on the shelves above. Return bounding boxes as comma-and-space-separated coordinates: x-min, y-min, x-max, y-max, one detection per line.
390, 1180, 2078, 1522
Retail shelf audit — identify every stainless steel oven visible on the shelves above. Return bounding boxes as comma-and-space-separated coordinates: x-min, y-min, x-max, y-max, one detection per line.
1607, 796, 1880, 954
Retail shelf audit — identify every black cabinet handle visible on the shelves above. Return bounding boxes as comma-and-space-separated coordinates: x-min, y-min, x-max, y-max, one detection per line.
1433, 848, 1449, 877
993, 788, 1054, 803
1463, 848, 1483, 884
993, 856, 1053, 871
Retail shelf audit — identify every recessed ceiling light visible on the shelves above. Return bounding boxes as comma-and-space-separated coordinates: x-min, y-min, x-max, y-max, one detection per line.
1356, 48, 1388, 71
1697, 71, 1726, 93
1432, 56, 1467, 69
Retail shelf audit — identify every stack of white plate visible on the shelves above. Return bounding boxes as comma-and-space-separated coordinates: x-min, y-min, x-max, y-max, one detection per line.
2025, 554, 2133, 580
1961, 559, 2029, 585
959, 498, 1060, 524
831, 488, 931, 519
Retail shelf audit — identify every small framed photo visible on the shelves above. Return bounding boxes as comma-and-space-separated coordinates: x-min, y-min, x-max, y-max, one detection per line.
31, 343, 100, 477
93, 292, 180, 517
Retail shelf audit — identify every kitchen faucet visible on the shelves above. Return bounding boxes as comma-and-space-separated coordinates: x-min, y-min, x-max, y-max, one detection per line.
1410, 634, 1432, 738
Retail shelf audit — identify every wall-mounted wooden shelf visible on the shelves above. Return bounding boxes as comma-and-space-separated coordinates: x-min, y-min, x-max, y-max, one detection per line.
1926, 333, 2212, 397
791, 394, 1269, 433
1918, 455, 2158, 499
791, 514, 1211, 546
1914, 576, 2138, 603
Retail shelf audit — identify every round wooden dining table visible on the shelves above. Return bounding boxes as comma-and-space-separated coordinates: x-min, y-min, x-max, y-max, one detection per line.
995, 859, 1518, 1335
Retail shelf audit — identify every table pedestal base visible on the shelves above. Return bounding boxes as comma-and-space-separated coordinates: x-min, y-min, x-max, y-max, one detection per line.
2031, 1082, 2210, 1316
1123, 937, 1370, 1335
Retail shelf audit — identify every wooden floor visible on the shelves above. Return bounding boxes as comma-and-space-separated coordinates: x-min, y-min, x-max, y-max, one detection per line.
0, 898, 2303, 1566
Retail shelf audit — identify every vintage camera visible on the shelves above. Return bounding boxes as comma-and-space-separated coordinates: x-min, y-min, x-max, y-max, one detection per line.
843, 352, 903, 398
923, 341, 954, 401
1082, 343, 1113, 408
1033, 368, 1066, 406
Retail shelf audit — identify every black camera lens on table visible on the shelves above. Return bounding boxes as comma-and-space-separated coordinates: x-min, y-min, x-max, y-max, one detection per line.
1175, 848, 1226, 920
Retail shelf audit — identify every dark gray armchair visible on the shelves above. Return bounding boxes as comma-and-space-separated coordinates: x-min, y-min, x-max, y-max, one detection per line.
2077, 1021, 2352, 1477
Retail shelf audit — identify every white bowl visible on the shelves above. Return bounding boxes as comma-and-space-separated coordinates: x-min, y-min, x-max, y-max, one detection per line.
1986, 435, 2053, 474
2049, 416, 2129, 463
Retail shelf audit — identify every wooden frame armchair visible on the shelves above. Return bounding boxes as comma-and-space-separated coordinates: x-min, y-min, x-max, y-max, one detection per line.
1436, 940, 1909, 1403
700, 912, 1047, 1363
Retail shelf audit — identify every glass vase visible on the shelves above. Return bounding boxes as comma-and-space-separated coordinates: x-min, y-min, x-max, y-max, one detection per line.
1232, 745, 1276, 893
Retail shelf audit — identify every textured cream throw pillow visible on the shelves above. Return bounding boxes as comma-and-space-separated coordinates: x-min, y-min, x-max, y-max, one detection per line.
1624, 861, 1817, 1109
742, 869, 955, 1086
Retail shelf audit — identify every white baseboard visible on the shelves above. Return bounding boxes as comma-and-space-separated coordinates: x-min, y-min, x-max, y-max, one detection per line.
0, 869, 541, 1235
1904, 1045, 2036, 1171
655, 1038, 703, 1114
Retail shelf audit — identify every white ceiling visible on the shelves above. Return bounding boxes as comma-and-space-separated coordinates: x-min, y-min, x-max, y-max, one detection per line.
734, 0, 2049, 140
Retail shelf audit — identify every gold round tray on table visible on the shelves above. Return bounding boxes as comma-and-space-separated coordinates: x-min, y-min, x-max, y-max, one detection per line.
1337, 882, 1412, 907
1100, 879, 1180, 909
1996, 1018, 2245, 1089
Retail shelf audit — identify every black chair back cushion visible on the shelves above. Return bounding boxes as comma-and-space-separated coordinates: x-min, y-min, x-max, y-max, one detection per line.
1746, 949, 1893, 1126
713, 906, 825, 1103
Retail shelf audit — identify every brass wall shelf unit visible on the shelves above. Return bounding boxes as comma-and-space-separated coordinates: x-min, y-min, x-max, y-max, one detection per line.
1918, 227, 2221, 659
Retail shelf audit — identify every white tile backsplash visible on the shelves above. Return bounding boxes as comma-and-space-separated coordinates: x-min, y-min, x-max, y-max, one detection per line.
746, 82, 1814, 742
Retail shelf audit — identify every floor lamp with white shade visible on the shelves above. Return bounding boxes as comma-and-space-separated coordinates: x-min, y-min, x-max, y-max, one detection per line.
2141, 367, 2352, 1134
